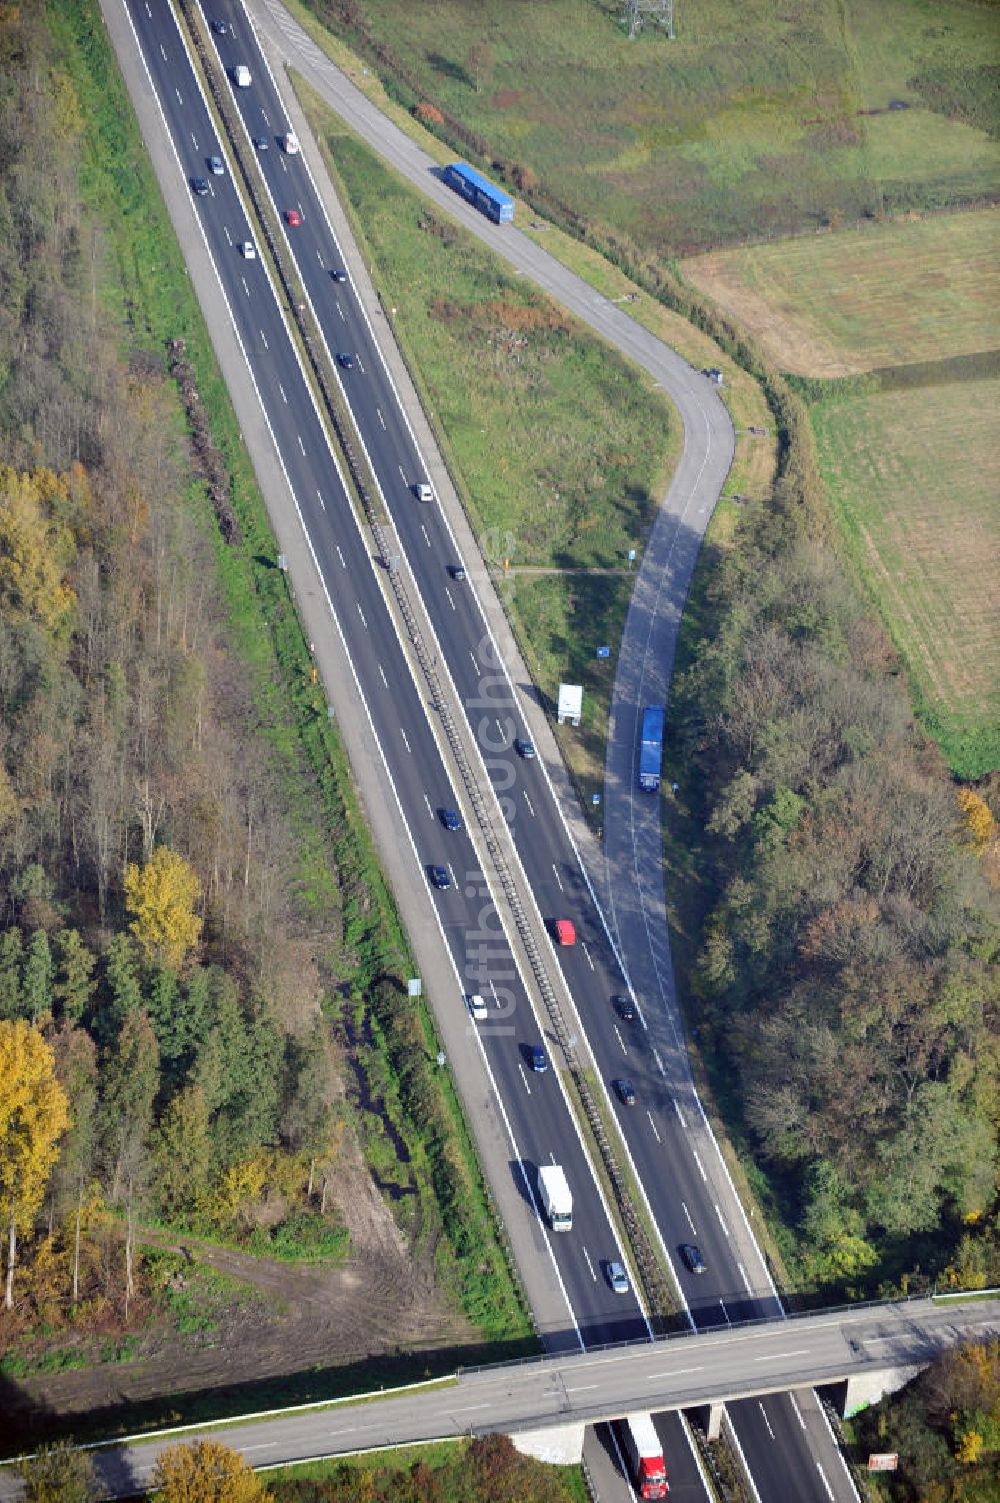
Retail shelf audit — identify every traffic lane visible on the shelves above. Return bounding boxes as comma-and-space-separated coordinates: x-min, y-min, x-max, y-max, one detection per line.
728, 1392, 853, 1503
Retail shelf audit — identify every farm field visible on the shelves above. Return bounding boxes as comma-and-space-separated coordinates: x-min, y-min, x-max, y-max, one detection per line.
307, 0, 1000, 253
810, 377, 1000, 777
682, 209, 1000, 375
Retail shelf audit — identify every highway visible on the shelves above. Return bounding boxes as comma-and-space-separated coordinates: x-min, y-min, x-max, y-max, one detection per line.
2, 1296, 996, 1501
95, 2, 849, 1498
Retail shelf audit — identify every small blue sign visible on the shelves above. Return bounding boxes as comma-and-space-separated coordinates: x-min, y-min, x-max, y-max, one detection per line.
592, 793, 601, 806
627, 548, 637, 562
597, 645, 610, 659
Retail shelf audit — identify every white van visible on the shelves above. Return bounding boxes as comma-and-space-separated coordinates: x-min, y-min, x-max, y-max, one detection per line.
234, 65, 251, 87
240, 241, 256, 260
283, 130, 300, 155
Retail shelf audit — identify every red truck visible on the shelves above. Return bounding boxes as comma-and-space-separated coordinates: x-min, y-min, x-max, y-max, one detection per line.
620, 1413, 667, 1498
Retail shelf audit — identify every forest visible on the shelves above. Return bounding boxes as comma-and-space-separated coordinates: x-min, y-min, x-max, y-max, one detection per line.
675, 417, 1000, 1294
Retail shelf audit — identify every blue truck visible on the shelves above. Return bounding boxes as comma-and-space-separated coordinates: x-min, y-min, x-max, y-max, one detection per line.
638, 706, 665, 792
442, 161, 514, 223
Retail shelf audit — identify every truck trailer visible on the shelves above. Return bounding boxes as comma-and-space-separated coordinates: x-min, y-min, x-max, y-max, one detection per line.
619, 1413, 667, 1498
537, 1165, 572, 1231
637, 705, 665, 793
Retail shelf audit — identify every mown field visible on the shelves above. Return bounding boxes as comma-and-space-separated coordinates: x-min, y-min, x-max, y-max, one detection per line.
810, 376, 1000, 777
682, 209, 1000, 375
307, 0, 1000, 253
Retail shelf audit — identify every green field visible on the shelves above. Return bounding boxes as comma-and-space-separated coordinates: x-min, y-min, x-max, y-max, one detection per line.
308, 0, 1000, 253
811, 377, 1000, 776
682, 209, 1000, 375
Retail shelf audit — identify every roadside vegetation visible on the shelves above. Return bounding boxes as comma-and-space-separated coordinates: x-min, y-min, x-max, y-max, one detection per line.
303, 0, 999, 255
849, 1338, 1000, 1500
296, 80, 678, 788
0, 0, 528, 1447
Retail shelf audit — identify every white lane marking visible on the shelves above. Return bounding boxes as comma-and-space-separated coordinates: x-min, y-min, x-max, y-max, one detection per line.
566, 1382, 599, 1393
423, 794, 433, 818
646, 1110, 661, 1143
398, 464, 407, 483
581, 1246, 597, 1282
191, 132, 198, 149
720, 1300, 731, 1325
681, 1201, 697, 1235
715, 1203, 730, 1238
420, 525, 431, 547
518, 1063, 531, 1094
224, 226, 232, 245
242, 277, 250, 297
338, 303, 346, 321
581, 942, 595, 971
816, 1464, 835, 1503
160, 43, 167, 60
260, 329, 268, 350
488, 979, 499, 1003
496, 719, 508, 743
738, 1262, 753, 1295
356, 602, 367, 629
674, 1098, 685, 1127
753, 1349, 811, 1363
758, 1402, 775, 1440
175, 88, 183, 105
469, 650, 479, 673
316, 247, 323, 264
145, 2, 152, 17
552, 864, 564, 892
377, 664, 387, 687
447, 863, 457, 887
297, 433, 306, 455
278, 382, 287, 403
316, 490, 326, 512
241, 1443, 278, 1453
693, 1149, 708, 1182
261, 109, 270, 125
450, 1405, 491, 1416
648, 1366, 704, 1380
377, 408, 386, 429
523, 790, 535, 817
652, 1047, 666, 1078
400, 729, 411, 753
788, 1393, 807, 1431
356, 356, 366, 374
445, 589, 456, 612
336, 545, 346, 568
613, 1023, 627, 1055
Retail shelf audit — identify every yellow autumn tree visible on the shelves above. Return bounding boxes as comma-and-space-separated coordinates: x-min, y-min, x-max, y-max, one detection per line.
957, 788, 996, 853
0, 1021, 69, 1309
124, 846, 202, 969
151, 1440, 273, 1502
0, 465, 77, 632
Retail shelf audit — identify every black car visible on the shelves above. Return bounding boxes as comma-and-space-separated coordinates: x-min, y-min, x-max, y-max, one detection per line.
331, 269, 348, 283
612, 993, 636, 1022
439, 808, 462, 832
679, 1243, 707, 1275
614, 1078, 637, 1106
514, 737, 535, 759
428, 864, 451, 890
191, 177, 210, 196
449, 564, 466, 581
253, 136, 270, 151
211, 19, 229, 34
337, 352, 356, 370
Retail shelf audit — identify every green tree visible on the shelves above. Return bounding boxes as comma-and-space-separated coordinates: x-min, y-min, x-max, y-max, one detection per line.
50, 1025, 98, 1304
100, 1010, 159, 1314
124, 846, 202, 969
154, 1085, 211, 1216
52, 930, 97, 1024
0, 928, 23, 1020
18, 1440, 96, 1502
102, 933, 142, 1038
21, 929, 53, 1024
0, 1020, 69, 1308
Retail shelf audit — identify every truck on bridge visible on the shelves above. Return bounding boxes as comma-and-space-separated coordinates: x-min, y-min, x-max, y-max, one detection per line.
538, 1165, 573, 1231
619, 1412, 668, 1498
638, 705, 665, 792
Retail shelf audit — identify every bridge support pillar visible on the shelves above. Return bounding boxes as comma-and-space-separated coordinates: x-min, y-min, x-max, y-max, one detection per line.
513, 1421, 586, 1465
689, 1402, 725, 1441
843, 1362, 927, 1417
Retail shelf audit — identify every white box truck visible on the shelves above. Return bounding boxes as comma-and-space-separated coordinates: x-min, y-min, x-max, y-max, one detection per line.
233, 65, 251, 87
538, 1165, 572, 1231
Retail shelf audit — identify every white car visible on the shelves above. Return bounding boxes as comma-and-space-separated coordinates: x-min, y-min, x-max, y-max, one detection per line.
468, 994, 488, 1021
240, 241, 256, 260
283, 130, 300, 155
607, 1260, 630, 1294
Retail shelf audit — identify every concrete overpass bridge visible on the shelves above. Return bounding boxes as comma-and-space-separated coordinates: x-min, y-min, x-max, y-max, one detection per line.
1, 1293, 996, 1497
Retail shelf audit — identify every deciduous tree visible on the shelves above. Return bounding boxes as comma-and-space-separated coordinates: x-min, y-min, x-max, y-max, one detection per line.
151, 1439, 273, 1502
18, 1440, 96, 1502
0, 1020, 69, 1308
125, 846, 202, 969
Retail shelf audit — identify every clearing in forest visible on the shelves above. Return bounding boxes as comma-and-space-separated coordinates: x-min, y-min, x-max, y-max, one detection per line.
811, 377, 1000, 777
682, 210, 1000, 376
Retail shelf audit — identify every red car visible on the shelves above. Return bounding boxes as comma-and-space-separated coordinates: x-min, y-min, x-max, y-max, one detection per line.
286, 208, 302, 226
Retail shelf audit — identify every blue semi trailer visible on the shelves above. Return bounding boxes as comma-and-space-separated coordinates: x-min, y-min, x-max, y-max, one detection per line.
638, 706, 665, 792
442, 161, 514, 223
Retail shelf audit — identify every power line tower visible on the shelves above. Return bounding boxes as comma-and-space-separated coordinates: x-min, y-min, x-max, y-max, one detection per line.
621, 0, 675, 39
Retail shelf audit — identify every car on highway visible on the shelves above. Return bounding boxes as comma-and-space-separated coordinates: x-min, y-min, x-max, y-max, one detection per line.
330, 268, 348, 283
337, 352, 356, 370
514, 737, 535, 759
286, 208, 303, 227
208, 155, 224, 176
468, 993, 488, 1021
529, 1044, 547, 1073
612, 993, 636, 1022
211, 18, 229, 33
614, 1078, 637, 1106
253, 136, 269, 151
428, 864, 451, 890
439, 808, 462, 832
553, 919, 576, 946
449, 564, 466, 581
239, 241, 257, 259
606, 1260, 630, 1295
283, 130, 300, 155
680, 1243, 707, 1275
191, 176, 209, 196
